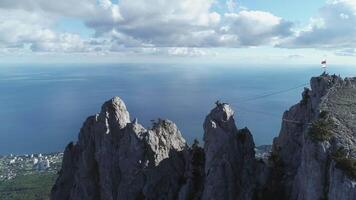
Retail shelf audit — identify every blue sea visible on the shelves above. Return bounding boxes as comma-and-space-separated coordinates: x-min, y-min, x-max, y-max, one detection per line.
1, 63, 355, 155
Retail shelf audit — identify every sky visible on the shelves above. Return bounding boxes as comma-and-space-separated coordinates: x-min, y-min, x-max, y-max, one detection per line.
0, 0, 356, 64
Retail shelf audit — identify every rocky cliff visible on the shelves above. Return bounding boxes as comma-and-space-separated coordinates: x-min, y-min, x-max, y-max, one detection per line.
268, 74, 356, 200
51, 74, 356, 200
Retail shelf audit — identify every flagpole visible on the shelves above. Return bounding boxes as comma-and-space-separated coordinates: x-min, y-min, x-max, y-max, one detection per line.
321, 60, 327, 74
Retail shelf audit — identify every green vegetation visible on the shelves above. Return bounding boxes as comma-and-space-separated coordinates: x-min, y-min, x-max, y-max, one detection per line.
332, 148, 356, 180
151, 118, 170, 129
191, 139, 204, 169
192, 139, 200, 149
318, 110, 329, 119
308, 112, 333, 141
0, 172, 57, 200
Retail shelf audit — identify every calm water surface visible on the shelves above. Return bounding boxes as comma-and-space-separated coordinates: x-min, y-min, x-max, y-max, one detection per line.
1, 63, 355, 154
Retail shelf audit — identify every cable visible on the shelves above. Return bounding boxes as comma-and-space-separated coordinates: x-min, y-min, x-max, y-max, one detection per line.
231, 83, 310, 124
236, 83, 309, 103
234, 105, 281, 119
236, 105, 309, 124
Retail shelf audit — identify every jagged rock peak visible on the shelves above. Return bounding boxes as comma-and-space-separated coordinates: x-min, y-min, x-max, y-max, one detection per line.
204, 102, 237, 133
51, 96, 192, 200
209, 102, 234, 122
100, 96, 130, 130
146, 119, 187, 166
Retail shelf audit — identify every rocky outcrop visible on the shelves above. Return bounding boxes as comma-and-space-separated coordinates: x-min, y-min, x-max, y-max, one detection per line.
267, 74, 356, 200
51, 97, 191, 200
202, 103, 256, 200
52, 74, 356, 200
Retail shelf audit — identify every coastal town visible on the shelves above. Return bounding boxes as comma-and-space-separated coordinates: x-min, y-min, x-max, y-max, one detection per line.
0, 153, 63, 181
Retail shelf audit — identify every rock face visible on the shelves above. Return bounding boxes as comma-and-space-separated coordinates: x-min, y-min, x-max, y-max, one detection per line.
52, 74, 356, 200
51, 97, 191, 200
268, 74, 356, 200
202, 103, 256, 200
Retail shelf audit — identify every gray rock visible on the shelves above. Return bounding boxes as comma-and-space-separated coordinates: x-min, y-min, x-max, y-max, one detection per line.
202, 103, 256, 200
52, 74, 356, 200
51, 97, 190, 200
269, 74, 356, 200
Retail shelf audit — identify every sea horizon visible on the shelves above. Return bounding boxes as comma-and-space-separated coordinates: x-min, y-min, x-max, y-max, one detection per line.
1, 63, 355, 155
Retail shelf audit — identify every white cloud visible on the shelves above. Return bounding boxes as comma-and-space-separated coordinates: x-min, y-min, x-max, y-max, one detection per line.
0, 8, 95, 53
31, 33, 88, 52
0, 0, 111, 54
281, 0, 356, 51
0, 0, 98, 18
85, 1, 294, 48
85, 0, 223, 48
0, 0, 294, 55
340, 13, 349, 19
335, 48, 356, 56
167, 47, 210, 57
2, 0, 356, 61
0, 10, 50, 46
288, 54, 304, 59
226, 0, 238, 13
223, 10, 293, 46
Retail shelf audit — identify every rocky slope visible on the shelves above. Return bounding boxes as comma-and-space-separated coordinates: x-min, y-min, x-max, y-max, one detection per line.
268, 74, 356, 200
51, 74, 356, 200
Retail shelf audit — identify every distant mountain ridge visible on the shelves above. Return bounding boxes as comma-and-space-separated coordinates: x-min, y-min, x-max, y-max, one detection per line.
51, 74, 356, 200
